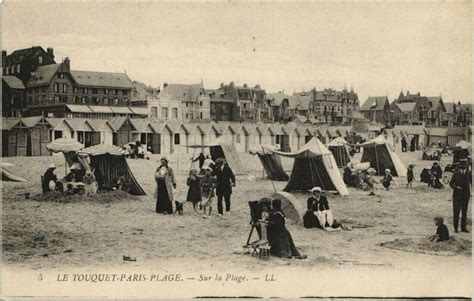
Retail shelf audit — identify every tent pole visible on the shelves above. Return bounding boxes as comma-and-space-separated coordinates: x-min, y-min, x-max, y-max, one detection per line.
262, 146, 277, 193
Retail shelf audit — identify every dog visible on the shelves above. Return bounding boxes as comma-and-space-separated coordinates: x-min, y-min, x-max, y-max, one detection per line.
174, 201, 184, 215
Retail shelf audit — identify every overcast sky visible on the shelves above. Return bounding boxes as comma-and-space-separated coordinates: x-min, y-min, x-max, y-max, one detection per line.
3, 2, 472, 104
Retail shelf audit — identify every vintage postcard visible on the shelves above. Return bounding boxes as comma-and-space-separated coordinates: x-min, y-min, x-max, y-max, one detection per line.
1, 1, 472, 299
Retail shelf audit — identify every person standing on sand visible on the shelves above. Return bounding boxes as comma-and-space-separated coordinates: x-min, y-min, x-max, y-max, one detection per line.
193, 152, 206, 170
449, 160, 471, 233
154, 158, 176, 214
401, 137, 407, 152
213, 158, 235, 217
186, 168, 202, 215
406, 164, 415, 188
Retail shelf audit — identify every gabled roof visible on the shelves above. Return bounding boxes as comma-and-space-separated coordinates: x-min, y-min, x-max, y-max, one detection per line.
296, 123, 312, 136
108, 116, 129, 130
283, 122, 298, 134
444, 103, 456, 114
394, 125, 427, 136
3, 76, 25, 89
428, 127, 448, 136
26, 63, 61, 87
266, 92, 288, 106
293, 115, 308, 123
395, 102, 417, 113
70, 70, 134, 88
446, 127, 467, 136
291, 93, 312, 111
21, 116, 48, 128
5, 46, 53, 64
160, 83, 204, 102
1, 118, 21, 130
241, 123, 256, 135
360, 96, 388, 111
87, 119, 115, 132
66, 118, 95, 131
66, 104, 93, 113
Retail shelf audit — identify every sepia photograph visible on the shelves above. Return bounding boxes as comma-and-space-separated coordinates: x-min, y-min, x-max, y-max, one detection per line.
1, 1, 472, 299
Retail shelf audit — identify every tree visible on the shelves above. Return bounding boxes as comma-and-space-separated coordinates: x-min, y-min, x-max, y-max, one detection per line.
243, 83, 248, 88
255, 84, 261, 89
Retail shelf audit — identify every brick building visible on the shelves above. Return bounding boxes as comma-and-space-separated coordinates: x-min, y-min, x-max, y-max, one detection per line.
2, 76, 25, 117
24, 58, 146, 118
2, 46, 56, 84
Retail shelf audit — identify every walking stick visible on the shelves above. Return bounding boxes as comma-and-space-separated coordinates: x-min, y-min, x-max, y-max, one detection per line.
262, 146, 277, 193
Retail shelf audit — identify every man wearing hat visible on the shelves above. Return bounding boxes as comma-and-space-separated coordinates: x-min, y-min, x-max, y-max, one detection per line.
42, 163, 58, 193
449, 159, 471, 233
213, 158, 235, 216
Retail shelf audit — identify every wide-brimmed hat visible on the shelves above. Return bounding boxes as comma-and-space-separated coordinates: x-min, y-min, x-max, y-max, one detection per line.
385, 169, 391, 173
310, 186, 322, 193
48, 163, 56, 169
159, 157, 169, 163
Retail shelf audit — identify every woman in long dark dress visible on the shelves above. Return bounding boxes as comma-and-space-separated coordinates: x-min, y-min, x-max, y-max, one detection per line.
155, 158, 176, 214
267, 199, 305, 259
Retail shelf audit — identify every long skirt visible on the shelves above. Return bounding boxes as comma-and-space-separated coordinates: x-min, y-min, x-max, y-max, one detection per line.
156, 179, 172, 214
269, 229, 301, 258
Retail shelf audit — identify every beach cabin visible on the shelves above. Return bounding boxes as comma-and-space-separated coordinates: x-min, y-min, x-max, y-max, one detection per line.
47, 118, 74, 140
130, 119, 154, 150
283, 122, 299, 152
110, 117, 136, 147
233, 123, 252, 153
447, 127, 468, 147
68, 119, 99, 148
197, 122, 221, 147
22, 116, 52, 156
88, 119, 115, 145
297, 124, 314, 146
242, 123, 258, 153
2, 118, 28, 157
255, 123, 271, 146
427, 128, 448, 147
316, 126, 329, 144
271, 123, 290, 152
218, 122, 236, 145
149, 121, 174, 155
395, 125, 427, 150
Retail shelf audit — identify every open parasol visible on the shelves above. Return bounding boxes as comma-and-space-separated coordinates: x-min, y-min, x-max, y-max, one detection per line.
47, 138, 84, 175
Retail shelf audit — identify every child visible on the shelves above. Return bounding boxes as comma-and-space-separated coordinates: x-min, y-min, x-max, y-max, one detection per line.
259, 204, 271, 243
186, 169, 201, 215
429, 216, 449, 242
407, 164, 415, 188
381, 169, 393, 190
200, 167, 216, 218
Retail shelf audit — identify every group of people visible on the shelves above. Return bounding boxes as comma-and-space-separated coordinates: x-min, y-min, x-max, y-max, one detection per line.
42, 155, 129, 196
154, 155, 236, 218
343, 163, 377, 191
123, 141, 151, 159
255, 198, 306, 259
401, 136, 417, 152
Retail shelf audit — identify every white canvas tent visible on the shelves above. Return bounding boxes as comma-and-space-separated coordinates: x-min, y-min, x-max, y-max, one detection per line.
271, 137, 349, 196
360, 135, 407, 177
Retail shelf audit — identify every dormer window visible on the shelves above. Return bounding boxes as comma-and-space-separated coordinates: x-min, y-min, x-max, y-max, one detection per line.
38, 56, 43, 64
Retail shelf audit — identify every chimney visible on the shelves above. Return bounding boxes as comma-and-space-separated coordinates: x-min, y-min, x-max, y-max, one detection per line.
163, 82, 168, 88
47, 48, 54, 59
63, 57, 70, 69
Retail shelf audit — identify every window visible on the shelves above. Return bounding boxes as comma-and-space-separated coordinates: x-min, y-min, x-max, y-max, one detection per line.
174, 134, 180, 145
105, 89, 109, 94
92, 88, 98, 94
200, 112, 203, 119
16, 64, 20, 73
54, 95, 60, 102
186, 103, 189, 107
63, 84, 67, 93
236, 133, 241, 143
38, 56, 43, 64
74, 87, 77, 93
122, 90, 128, 95
200, 101, 203, 106
151, 107, 158, 118
162, 107, 168, 118
104, 98, 108, 105
114, 98, 118, 105
172, 108, 178, 119
185, 113, 189, 118
54, 83, 59, 93
276, 135, 280, 144
58, 73, 64, 79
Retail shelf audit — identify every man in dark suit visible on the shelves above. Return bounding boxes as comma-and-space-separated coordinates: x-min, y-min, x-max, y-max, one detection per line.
449, 160, 471, 233
213, 158, 236, 216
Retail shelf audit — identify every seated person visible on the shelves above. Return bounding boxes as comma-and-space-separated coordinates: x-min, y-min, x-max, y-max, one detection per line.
303, 187, 341, 230
381, 169, 393, 190
429, 216, 449, 242
64, 165, 84, 183
343, 163, 359, 187
112, 175, 130, 192
42, 163, 58, 193
93, 168, 107, 191
267, 199, 306, 259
